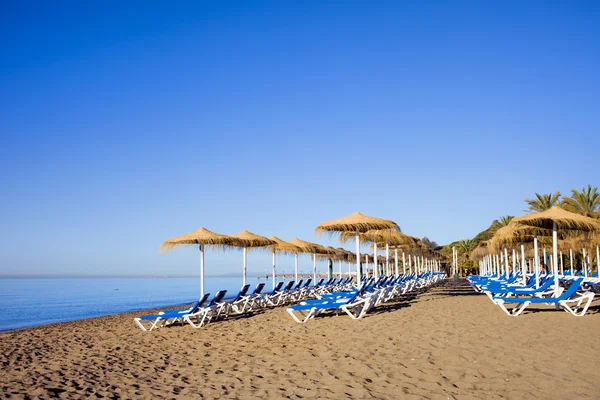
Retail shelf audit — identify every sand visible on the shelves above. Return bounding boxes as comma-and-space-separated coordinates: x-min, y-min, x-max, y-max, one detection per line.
1, 279, 599, 399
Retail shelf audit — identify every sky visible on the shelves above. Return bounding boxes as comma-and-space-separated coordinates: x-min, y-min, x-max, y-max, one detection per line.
1, 1, 598, 277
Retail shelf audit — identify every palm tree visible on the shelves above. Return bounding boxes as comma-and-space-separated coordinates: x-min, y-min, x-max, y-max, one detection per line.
490, 215, 514, 234
561, 185, 600, 218
524, 191, 561, 212
455, 239, 476, 259
455, 239, 476, 276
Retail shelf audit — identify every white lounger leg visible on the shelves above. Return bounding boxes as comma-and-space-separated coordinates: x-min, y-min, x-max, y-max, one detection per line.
495, 299, 531, 316
560, 292, 595, 317
134, 317, 163, 332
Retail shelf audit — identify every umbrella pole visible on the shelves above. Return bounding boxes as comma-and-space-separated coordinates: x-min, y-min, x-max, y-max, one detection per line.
583, 248, 587, 277
395, 248, 399, 276
386, 243, 390, 276
374, 242, 378, 279
520, 244, 526, 285
597, 245, 599, 275
512, 249, 516, 275
534, 237, 539, 289
569, 248, 573, 275
313, 253, 317, 285
409, 254, 412, 275
402, 251, 406, 275
199, 244, 205, 298
339, 260, 342, 278
355, 231, 361, 286
560, 251, 564, 275
295, 253, 299, 283
272, 252, 276, 290
243, 247, 247, 287
552, 222, 559, 298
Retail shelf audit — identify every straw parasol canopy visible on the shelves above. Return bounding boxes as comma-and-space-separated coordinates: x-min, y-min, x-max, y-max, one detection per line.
315, 212, 400, 235
160, 227, 243, 297
160, 227, 243, 251
512, 206, 600, 296
269, 236, 301, 254
315, 212, 399, 285
287, 238, 322, 253
231, 230, 276, 248
488, 223, 553, 251
230, 230, 276, 286
512, 206, 600, 232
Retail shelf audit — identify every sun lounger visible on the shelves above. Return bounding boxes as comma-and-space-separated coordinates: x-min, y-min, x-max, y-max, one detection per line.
134, 293, 211, 331
231, 282, 265, 314
286, 287, 374, 323
182, 290, 228, 328
492, 278, 594, 316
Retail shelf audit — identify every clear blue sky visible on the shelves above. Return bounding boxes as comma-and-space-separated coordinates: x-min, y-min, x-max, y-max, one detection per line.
1, 1, 598, 277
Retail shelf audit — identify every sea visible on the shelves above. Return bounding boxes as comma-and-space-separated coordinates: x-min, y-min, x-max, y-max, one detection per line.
0, 276, 271, 332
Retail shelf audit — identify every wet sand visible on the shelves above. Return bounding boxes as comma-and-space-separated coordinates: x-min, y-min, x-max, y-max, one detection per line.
1, 279, 599, 399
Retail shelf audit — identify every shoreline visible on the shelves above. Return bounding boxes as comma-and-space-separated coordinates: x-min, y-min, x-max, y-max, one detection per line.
2, 279, 599, 399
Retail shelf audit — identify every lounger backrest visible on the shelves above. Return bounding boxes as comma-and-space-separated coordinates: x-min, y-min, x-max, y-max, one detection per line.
315, 278, 324, 287
190, 293, 211, 313
303, 279, 312, 288
270, 281, 284, 295
253, 283, 266, 295
209, 290, 227, 306
283, 281, 294, 291
293, 280, 303, 290
233, 284, 251, 301
558, 279, 583, 300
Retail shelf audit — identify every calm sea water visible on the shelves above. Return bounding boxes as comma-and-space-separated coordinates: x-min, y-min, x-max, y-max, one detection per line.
0, 277, 271, 332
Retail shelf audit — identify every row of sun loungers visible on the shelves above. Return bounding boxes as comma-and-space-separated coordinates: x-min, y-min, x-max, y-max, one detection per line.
134, 277, 353, 331
467, 271, 597, 317
286, 272, 446, 323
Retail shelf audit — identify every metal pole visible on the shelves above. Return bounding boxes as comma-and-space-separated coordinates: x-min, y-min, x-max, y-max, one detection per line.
243, 247, 247, 286
295, 253, 299, 282
272, 252, 276, 289
402, 251, 406, 275
534, 237, 539, 288
559, 251, 563, 275
356, 231, 361, 286
395, 248, 399, 276
569, 248, 573, 275
552, 222, 559, 297
199, 244, 205, 298
374, 242, 378, 279
520, 244, 526, 284
313, 253, 317, 285
386, 243, 390, 276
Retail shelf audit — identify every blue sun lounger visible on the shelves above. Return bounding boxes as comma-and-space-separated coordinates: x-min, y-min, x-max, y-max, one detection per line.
493, 278, 594, 316
231, 282, 265, 314
134, 293, 211, 331
286, 287, 373, 323
182, 290, 228, 328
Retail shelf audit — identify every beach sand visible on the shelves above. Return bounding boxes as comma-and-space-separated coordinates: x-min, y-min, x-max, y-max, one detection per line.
1, 279, 599, 399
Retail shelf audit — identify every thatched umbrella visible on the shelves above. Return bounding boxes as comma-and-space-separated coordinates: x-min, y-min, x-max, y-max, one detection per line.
342, 229, 415, 277
512, 206, 600, 296
230, 230, 276, 286
315, 212, 399, 285
268, 236, 301, 289
288, 238, 323, 283
160, 227, 243, 298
